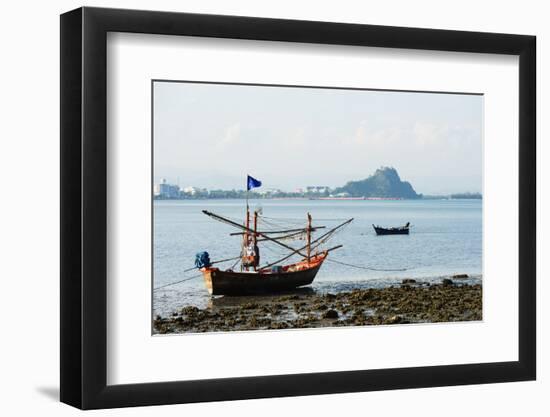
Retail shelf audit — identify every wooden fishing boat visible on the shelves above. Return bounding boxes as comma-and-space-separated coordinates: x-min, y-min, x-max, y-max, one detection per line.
202, 252, 327, 295
198, 202, 352, 296
372, 222, 410, 235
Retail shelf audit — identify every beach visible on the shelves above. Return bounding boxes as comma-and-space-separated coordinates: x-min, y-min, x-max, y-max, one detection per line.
153, 277, 482, 334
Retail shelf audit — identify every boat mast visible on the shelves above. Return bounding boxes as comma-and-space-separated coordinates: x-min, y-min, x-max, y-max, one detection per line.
253, 210, 258, 271
306, 212, 312, 263
245, 204, 250, 233
243, 181, 250, 271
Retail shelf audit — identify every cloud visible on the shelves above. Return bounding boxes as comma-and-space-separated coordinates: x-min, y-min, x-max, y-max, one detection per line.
369, 126, 404, 147
217, 123, 242, 148
352, 120, 368, 145
413, 122, 447, 147
413, 122, 480, 152
348, 119, 405, 149
284, 126, 308, 148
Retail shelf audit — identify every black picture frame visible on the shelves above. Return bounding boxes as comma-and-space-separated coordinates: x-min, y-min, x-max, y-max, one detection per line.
60, 6, 536, 410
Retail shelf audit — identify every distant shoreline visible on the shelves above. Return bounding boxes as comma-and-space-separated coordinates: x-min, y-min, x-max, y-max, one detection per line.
154, 168, 481, 201
154, 196, 482, 201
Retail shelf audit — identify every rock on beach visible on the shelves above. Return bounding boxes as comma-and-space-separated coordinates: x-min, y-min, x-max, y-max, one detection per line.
153, 281, 482, 334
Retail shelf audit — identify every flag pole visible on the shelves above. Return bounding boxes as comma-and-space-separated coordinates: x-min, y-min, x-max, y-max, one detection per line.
244, 176, 250, 271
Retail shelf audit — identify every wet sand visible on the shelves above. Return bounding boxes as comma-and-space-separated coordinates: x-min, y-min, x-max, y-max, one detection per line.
153, 278, 482, 334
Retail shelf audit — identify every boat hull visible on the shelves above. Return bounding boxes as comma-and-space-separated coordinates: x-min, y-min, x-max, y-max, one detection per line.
373, 226, 409, 235
202, 255, 326, 295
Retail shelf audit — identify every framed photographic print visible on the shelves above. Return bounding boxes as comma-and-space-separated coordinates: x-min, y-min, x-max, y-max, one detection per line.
60, 6, 536, 409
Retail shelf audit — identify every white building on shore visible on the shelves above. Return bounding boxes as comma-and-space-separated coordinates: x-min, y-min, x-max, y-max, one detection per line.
153, 178, 180, 198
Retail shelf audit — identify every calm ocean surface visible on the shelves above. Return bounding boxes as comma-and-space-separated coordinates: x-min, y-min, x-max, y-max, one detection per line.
153, 199, 482, 316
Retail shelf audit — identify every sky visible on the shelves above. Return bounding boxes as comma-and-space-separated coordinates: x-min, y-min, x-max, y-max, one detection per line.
153, 81, 483, 195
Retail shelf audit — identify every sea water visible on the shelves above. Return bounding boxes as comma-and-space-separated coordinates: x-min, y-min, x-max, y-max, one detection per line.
153, 199, 482, 316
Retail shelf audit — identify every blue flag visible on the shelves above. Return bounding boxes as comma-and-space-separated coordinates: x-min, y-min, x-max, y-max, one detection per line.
247, 175, 262, 190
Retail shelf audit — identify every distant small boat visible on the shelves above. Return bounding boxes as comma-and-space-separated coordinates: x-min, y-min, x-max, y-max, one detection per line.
373, 222, 410, 235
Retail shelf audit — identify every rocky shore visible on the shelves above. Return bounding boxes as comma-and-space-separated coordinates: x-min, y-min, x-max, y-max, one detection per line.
153, 278, 482, 334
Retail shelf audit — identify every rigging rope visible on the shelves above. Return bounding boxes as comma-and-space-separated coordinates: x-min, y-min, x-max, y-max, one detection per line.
259, 215, 305, 224
181, 255, 241, 273
261, 242, 293, 258
153, 257, 408, 291
154, 254, 242, 291
326, 258, 408, 272
153, 273, 203, 291
260, 218, 353, 269
260, 215, 350, 223
203, 210, 312, 259
229, 257, 241, 270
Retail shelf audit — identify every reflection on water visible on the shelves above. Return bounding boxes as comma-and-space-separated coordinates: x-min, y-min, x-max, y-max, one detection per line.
207, 287, 316, 309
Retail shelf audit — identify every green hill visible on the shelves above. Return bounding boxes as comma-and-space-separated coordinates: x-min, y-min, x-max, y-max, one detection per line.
335, 167, 420, 199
